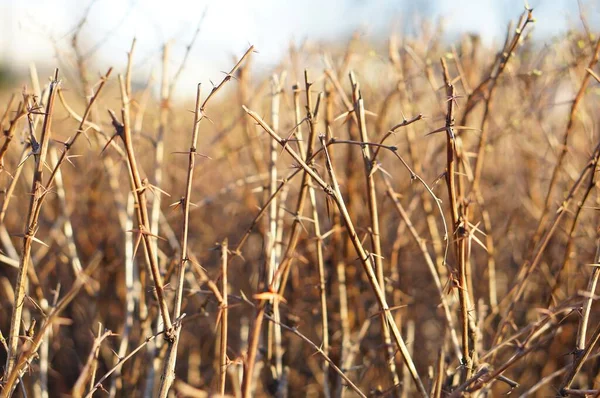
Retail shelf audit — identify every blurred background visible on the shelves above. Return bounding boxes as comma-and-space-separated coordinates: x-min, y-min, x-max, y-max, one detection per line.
1, 0, 599, 96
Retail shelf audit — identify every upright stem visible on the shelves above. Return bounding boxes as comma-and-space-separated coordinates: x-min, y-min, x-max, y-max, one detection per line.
351, 74, 400, 392
319, 136, 428, 397
441, 71, 473, 380
109, 193, 136, 396
295, 80, 331, 398
152, 43, 169, 269
219, 239, 229, 395
266, 74, 284, 385
114, 75, 173, 332
150, 44, 170, 389
157, 84, 202, 397
324, 81, 351, 398
160, 45, 254, 397
5, 70, 59, 381
243, 70, 320, 398
560, 322, 600, 393
384, 177, 462, 361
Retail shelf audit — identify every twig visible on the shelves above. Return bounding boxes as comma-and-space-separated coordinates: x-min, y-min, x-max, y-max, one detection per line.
219, 239, 229, 395
109, 73, 173, 331
159, 45, 254, 397
560, 318, 600, 391
294, 79, 330, 398
84, 324, 179, 398
350, 72, 400, 391
2, 253, 102, 395
72, 324, 114, 398
4, 70, 60, 384
262, 313, 365, 398
532, 38, 600, 247
383, 176, 461, 361
494, 140, 600, 345
440, 61, 473, 380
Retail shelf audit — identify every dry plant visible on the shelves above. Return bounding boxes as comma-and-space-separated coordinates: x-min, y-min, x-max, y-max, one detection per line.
1, 4, 600, 398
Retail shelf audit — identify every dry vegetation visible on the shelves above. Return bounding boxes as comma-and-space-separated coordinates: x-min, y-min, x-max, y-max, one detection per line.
1, 5, 600, 398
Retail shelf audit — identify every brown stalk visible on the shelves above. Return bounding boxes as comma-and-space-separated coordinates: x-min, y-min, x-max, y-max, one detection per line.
275, 71, 321, 295
4, 70, 60, 381
70, 4, 93, 97
307, 174, 331, 398
108, 163, 136, 395
60, 50, 131, 394
151, 41, 168, 272
327, 68, 452, 380
265, 73, 285, 386
460, 8, 533, 126
432, 346, 445, 398
109, 74, 173, 332
323, 80, 351, 398
148, 41, 170, 392
440, 64, 473, 380
292, 80, 331, 398
330, 63, 448, 391
562, 389, 600, 397
322, 69, 363, 295
400, 320, 415, 398
219, 239, 229, 396
0, 93, 16, 127
103, 154, 139, 396
36, 264, 59, 398
266, 74, 282, 286
480, 204, 498, 312
351, 73, 401, 392
459, 12, 535, 314
157, 83, 202, 396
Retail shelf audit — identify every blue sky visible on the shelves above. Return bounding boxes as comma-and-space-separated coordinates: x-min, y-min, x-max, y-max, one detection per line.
1, 0, 598, 97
